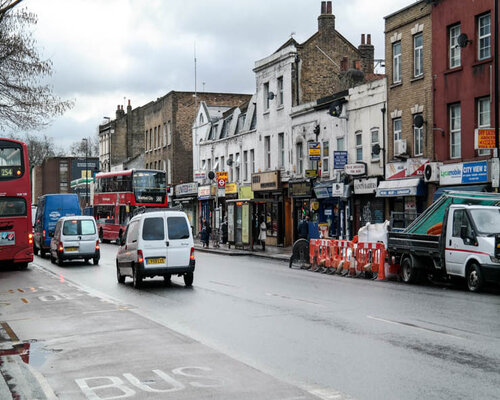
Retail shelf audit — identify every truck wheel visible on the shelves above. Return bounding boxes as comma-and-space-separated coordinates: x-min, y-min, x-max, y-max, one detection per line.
40, 248, 46, 258
184, 272, 194, 287
467, 263, 484, 292
401, 257, 419, 284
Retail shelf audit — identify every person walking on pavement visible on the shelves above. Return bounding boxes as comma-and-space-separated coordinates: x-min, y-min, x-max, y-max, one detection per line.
221, 217, 228, 244
258, 217, 267, 251
298, 215, 310, 240
201, 218, 211, 248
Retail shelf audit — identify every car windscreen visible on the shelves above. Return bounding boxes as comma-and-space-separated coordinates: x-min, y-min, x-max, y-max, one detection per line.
167, 216, 190, 240
142, 217, 164, 240
470, 208, 500, 234
63, 220, 96, 235
0, 197, 26, 217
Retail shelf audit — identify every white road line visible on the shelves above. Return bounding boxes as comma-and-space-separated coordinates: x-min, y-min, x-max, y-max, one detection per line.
367, 315, 464, 340
266, 292, 324, 306
303, 385, 355, 400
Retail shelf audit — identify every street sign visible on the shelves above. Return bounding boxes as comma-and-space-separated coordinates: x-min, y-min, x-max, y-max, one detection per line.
308, 142, 321, 161
305, 169, 318, 178
334, 151, 348, 169
475, 128, 496, 149
216, 171, 228, 181
218, 178, 226, 188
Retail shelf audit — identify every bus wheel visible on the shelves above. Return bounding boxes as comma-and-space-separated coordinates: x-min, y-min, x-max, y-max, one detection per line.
18, 263, 28, 270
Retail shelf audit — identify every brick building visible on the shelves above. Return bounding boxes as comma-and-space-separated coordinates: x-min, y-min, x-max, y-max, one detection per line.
143, 91, 251, 185
380, 0, 433, 225
431, 0, 495, 195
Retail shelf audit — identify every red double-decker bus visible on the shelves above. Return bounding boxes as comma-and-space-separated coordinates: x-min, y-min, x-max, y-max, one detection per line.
93, 169, 168, 242
0, 138, 33, 269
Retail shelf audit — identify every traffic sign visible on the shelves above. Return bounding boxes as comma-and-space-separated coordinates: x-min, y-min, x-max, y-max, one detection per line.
218, 179, 226, 188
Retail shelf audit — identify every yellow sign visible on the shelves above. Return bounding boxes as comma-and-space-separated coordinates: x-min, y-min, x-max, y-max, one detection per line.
475, 128, 496, 149
239, 185, 254, 199
225, 183, 238, 194
216, 171, 228, 181
81, 170, 91, 179
305, 169, 318, 178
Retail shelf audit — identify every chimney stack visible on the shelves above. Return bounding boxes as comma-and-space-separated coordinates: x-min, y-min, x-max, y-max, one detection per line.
318, 1, 335, 32
358, 32, 375, 74
321, 1, 326, 14
127, 99, 132, 113
361, 34, 365, 45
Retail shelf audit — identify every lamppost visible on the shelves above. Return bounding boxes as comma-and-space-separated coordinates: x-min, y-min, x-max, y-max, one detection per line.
82, 138, 88, 207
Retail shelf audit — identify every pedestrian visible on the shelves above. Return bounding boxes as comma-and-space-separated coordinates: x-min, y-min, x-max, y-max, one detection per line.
298, 215, 309, 240
221, 217, 228, 244
200, 217, 210, 248
258, 217, 267, 251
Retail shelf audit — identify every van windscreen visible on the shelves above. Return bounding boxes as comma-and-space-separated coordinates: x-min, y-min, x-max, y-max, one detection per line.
142, 217, 164, 241
167, 216, 190, 240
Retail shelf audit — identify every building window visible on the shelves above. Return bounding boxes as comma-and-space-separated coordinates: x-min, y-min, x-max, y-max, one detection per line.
355, 132, 363, 162
278, 133, 284, 168
199, 114, 204, 124
449, 24, 461, 68
145, 130, 148, 151
235, 153, 240, 182
413, 33, 423, 77
393, 118, 402, 143
236, 113, 246, 134
167, 159, 172, 184
393, 41, 402, 83
250, 149, 255, 174
322, 141, 329, 173
478, 13, 491, 60
154, 127, 157, 149
336, 137, 345, 151
158, 125, 161, 147
163, 123, 167, 147
149, 129, 153, 150
207, 159, 212, 176
264, 82, 270, 111
208, 124, 217, 140
228, 154, 233, 182
371, 130, 380, 161
167, 121, 172, 145
296, 142, 303, 175
413, 116, 424, 156
265, 136, 271, 169
243, 150, 248, 181
478, 97, 491, 156
220, 156, 225, 172
450, 104, 461, 159
277, 76, 284, 106
214, 157, 219, 172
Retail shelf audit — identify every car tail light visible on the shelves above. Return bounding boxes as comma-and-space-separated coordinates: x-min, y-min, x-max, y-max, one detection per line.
43, 229, 46, 239
96, 240, 100, 250
190, 247, 195, 261
28, 233, 33, 245
137, 250, 144, 264
58, 242, 63, 252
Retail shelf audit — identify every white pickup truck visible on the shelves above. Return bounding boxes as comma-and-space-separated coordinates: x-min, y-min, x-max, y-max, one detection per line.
388, 192, 500, 292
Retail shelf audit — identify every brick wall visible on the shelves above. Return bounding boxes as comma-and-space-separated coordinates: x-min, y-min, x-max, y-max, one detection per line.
385, 1, 433, 161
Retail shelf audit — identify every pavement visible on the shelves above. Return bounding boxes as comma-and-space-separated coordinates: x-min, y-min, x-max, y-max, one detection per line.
194, 241, 292, 262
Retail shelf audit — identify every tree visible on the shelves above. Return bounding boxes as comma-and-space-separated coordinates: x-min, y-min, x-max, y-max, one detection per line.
0, 0, 73, 131
7, 132, 64, 168
68, 136, 99, 158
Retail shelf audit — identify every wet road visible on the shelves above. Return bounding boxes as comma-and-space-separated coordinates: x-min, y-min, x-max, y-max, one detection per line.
22, 244, 500, 399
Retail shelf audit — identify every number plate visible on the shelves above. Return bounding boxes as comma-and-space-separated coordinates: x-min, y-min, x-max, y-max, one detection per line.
65, 247, 79, 252
147, 257, 165, 265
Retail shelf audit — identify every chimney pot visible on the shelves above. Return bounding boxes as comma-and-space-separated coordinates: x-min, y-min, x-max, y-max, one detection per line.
361, 34, 365, 45
128, 99, 131, 107
117, 104, 120, 110
326, 1, 332, 14
367, 34, 371, 45
321, 1, 326, 14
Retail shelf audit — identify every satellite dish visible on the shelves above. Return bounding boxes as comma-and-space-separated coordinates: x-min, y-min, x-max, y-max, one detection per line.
372, 144, 381, 156
267, 91, 275, 100
414, 114, 425, 128
226, 159, 233, 166
208, 171, 215, 180
457, 33, 471, 48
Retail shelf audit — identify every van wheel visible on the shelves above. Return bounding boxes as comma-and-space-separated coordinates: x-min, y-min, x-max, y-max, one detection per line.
33, 243, 39, 256
401, 257, 419, 284
93, 257, 99, 265
57, 254, 64, 266
184, 272, 194, 287
40, 248, 46, 258
17, 263, 28, 270
132, 266, 142, 288
467, 263, 484, 292
116, 264, 125, 284
163, 274, 171, 284
50, 252, 55, 264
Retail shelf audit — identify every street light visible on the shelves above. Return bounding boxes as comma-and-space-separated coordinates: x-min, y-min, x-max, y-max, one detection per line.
82, 137, 88, 208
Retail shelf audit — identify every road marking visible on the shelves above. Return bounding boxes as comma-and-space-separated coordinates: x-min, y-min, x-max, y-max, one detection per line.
209, 281, 239, 288
367, 315, 464, 340
266, 292, 324, 306
17, 288, 24, 293
0, 321, 21, 345
303, 385, 355, 399
21, 298, 29, 304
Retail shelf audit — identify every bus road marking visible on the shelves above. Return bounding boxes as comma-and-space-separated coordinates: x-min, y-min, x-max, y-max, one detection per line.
17, 288, 24, 293
21, 298, 29, 304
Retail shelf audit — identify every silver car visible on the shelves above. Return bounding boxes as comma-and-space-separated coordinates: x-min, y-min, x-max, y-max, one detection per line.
50, 216, 100, 265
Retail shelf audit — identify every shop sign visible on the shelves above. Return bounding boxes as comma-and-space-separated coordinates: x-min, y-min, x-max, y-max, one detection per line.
354, 178, 378, 194
225, 182, 238, 194
334, 151, 348, 169
344, 163, 366, 176
475, 128, 496, 149
439, 161, 489, 185
289, 181, 311, 197
251, 171, 280, 192
175, 182, 198, 197
198, 185, 216, 199
194, 170, 206, 182
242, 203, 250, 244
314, 186, 331, 199
216, 171, 228, 181
217, 178, 226, 189
239, 185, 254, 199
305, 169, 318, 178
308, 142, 321, 161
386, 162, 406, 180
332, 182, 344, 197
407, 158, 429, 177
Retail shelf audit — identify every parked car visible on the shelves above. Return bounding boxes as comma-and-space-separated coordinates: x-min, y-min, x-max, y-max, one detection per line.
50, 216, 100, 265
116, 210, 195, 288
33, 194, 81, 257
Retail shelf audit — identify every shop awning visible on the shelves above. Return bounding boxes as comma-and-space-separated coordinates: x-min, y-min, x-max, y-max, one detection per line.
313, 180, 335, 199
376, 178, 425, 197
433, 184, 488, 202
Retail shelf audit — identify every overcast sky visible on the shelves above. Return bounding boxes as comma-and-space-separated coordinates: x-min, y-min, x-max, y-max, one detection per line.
23, 0, 412, 151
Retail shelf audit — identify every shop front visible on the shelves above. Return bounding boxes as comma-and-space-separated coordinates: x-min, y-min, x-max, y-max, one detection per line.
173, 182, 198, 233
353, 177, 384, 234
289, 180, 319, 241
197, 184, 216, 233
435, 160, 491, 201
251, 171, 285, 247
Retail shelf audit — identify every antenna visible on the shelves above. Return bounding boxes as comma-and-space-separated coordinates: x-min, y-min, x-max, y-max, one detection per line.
194, 42, 197, 98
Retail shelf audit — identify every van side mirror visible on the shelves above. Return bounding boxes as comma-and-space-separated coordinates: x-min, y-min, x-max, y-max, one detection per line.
49, 231, 54, 238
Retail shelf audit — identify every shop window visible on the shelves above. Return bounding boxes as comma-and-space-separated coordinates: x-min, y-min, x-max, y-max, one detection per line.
322, 141, 329, 173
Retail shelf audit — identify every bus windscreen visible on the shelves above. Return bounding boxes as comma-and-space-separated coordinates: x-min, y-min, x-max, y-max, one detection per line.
0, 144, 23, 179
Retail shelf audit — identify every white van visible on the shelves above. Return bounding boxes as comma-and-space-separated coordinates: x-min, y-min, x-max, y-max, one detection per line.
50, 216, 100, 265
116, 210, 195, 288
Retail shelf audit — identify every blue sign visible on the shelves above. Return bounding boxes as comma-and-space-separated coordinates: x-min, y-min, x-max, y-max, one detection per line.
462, 161, 488, 184
334, 151, 348, 170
